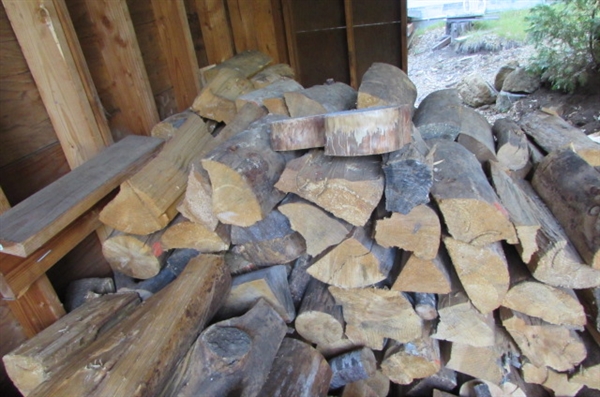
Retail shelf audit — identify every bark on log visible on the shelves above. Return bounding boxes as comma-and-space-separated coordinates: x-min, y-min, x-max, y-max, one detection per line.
342, 370, 390, 397
519, 111, 600, 166
230, 209, 306, 265
381, 321, 441, 385
329, 286, 422, 350
576, 288, 600, 333
492, 118, 529, 171
279, 195, 352, 257
375, 205, 440, 260
295, 278, 344, 347
443, 237, 509, 314
570, 329, 600, 391
404, 367, 457, 397
178, 104, 268, 229
250, 63, 295, 89
357, 62, 417, 110
410, 292, 438, 321
257, 337, 332, 397
217, 265, 295, 323
381, 143, 433, 214
430, 140, 517, 246
288, 254, 314, 308
456, 107, 497, 163
329, 347, 377, 390
132, 248, 200, 296
202, 115, 287, 227
324, 105, 412, 156
413, 89, 463, 140
284, 82, 357, 117
3, 293, 140, 396
532, 148, 600, 269
270, 113, 326, 151
391, 249, 453, 294
160, 218, 230, 253
203, 50, 273, 83
500, 307, 586, 372
275, 150, 384, 227
235, 78, 303, 110
308, 227, 395, 288
160, 299, 286, 397
27, 254, 231, 397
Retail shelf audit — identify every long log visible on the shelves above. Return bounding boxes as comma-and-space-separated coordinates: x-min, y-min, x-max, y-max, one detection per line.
413, 89, 463, 140
275, 150, 384, 227
28, 254, 231, 397
270, 113, 326, 151
284, 82, 357, 117
160, 299, 286, 397
391, 249, 453, 294
532, 147, 600, 269
492, 118, 530, 171
456, 107, 496, 163
357, 62, 417, 109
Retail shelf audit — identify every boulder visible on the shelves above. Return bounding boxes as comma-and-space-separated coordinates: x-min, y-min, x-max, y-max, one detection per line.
494, 61, 519, 91
495, 91, 527, 113
456, 73, 497, 108
502, 67, 541, 94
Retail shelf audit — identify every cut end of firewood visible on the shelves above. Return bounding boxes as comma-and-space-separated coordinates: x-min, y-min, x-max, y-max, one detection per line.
296, 311, 344, 347
102, 235, 163, 279
270, 114, 326, 151
160, 221, 229, 252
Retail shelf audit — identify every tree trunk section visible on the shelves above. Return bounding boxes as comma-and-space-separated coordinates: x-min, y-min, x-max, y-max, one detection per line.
413, 89, 463, 140
357, 62, 417, 109
270, 113, 326, 151
284, 82, 357, 118
492, 118, 529, 171
456, 107, 496, 164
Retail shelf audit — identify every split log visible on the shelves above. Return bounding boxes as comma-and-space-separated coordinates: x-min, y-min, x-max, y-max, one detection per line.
295, 278, 344, 347
317, 337, 358, 360
257, 337, 332, 397
202, 115, 287, 227
270, 113, 326, 151
284, 82, 357, 117
492, 118, 529, 171
133, 248, 200, 296
341, 370, 390, 397
192, 68, 255, 123
499, 307, 586, 372
523, 363, 584, 397
160, 218, 230, 253
430, 140, 517, 246
357, 62, 417, 109
288, 254, 314, 308
279, 195, 351, 257
491, 163, 600, 288
381, 143, 433, 214
391, 249, 453, 294
160, 299, 286, 397
375, 205, 440, 259
307, 227, 395, 288
404, 368, 458, 397
381, 322, 441, 385
64, 277, 115, 312
324, 105, 412, 156
329, 347, 377, 390
250, 63, 295, 88
576, 288, 600, 332
3, 293, 140, 396
570, 329, 600, 390
236, 78, 302, 110
410, 293, 438, 321
150, 109, 204, 140
519, 111, 600, 166
532, 148, 600, 269
224, 251, 258, 275
275, 150, 384, 227
456, 107, 496, 163
443, 237, 509, 314
413, 89, 463, 140
230, 209, 306, 265
329, 286, 422, 350
217, 265, 295, 323
203, 50, 273, 83
27, 254, 231, 397
178, 103, 268, 229
99, 115, 211, 235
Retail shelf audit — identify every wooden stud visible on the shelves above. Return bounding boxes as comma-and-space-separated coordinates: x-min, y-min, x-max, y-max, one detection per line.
280, 0, 300, 78
150, 0, 201, 111
2, 0, 113, 168
193, 0, 235, 64
343, 0, 358, 89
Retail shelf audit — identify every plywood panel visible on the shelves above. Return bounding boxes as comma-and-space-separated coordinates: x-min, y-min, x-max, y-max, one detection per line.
354, 24, 402, 82
296, 29, 350, 87
291, 0, 345, 31
352, 0, 401, 25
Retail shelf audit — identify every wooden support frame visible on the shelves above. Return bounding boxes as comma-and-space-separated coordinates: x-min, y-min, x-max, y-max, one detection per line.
399, 0, 408, 73
83, 0, 160, 136
343, 0, 358, 89
150, 0, 201, 111
281, 0, 300, 77
2, 0, 113, 170
193, 0, 235, 64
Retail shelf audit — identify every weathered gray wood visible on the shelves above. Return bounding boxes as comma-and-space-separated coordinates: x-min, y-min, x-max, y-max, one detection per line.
492, 118, 530, 171
413, 89, 463, 140
284, 82, 357, 118
288, 254, 314, 308
65, 278, 115, 312
456, 107, 496, 163
329, 347, 377, 390
357, 62, 417, 109
270, 114, 326, 151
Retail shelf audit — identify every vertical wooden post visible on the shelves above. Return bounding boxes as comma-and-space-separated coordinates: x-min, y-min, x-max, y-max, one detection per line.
400, 0, 408, 73
2, 0, 113, 169
84, 0, 160, 136
0, 187, 64, 338
194, 0, 235, 64
343, 0, 358, 89
151, 0, 201, 111
281, 0, 300, 77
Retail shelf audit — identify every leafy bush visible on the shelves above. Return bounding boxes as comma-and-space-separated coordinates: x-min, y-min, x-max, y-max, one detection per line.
526, 0, 600, 93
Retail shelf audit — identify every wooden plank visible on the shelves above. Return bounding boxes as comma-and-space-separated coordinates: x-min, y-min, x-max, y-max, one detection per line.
281, 0, 300, 77
226, 0, 258, 53
193, 0, 235, 64
252, 0, 282, 62
2, 0, 113, 169
83, 0, 160, 136
400, 0, 408, 72
0, 136, 163, 257
343, 0, 358, 89
269, 0, 289, 64
150, 0, 201, 111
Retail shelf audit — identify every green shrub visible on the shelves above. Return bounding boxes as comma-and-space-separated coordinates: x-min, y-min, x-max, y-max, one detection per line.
526, 0, 600, 93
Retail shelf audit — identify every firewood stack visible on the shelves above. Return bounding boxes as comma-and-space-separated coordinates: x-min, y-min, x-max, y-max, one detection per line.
4, 50, 600, 397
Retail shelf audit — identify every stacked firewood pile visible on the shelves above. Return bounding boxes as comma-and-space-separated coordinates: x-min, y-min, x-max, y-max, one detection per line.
4, 50, 600, 397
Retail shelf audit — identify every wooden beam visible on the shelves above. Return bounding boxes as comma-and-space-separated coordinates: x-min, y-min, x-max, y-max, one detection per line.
343, 0, 358, 89
281, 0, 300, 78
226, 0, 258, 53
0, 136, 163, 257
2, 0, 113, 169
150, 0, 201, 111
400, 0, 408, 72
83, 0, 160, 136
193, 0, 235, 64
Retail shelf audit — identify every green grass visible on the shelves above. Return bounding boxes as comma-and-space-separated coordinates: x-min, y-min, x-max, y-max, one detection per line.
414, 20, 446, 37
471, 9, 530, 42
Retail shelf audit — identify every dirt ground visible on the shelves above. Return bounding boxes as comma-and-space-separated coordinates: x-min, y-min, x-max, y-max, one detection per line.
407, 26, 600, 135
